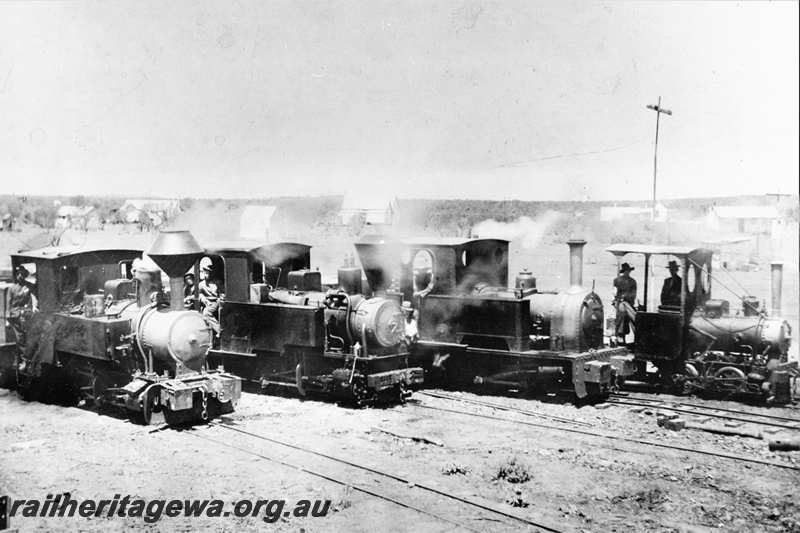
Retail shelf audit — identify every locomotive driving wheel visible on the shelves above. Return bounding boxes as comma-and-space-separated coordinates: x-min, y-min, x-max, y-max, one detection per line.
681, 363, 700, 395
713, 366, 747, 396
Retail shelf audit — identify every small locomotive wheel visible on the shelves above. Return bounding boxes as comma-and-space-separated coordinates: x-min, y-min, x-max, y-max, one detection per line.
351, 378, 369, 405
91, 373, 113, 408
16, 369, 38, 402
295, 362, 306, 396
396, 382, 408, 404
138, 385, 162, 425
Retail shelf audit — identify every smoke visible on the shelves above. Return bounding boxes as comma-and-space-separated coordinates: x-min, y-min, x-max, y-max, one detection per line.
471, 212, 562, 249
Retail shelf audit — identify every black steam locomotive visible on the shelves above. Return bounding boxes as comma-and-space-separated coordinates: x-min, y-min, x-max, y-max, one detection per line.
354, 237, 631, 399
4, 231, 241, 425
606, 244, 795, 403
203, 241, 423, 404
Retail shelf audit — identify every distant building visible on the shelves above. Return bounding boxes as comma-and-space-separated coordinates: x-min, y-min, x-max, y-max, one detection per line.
55, 205, 97, 231
1, 214, 14, 231
239, 205, 278, 241
600, 203, 668, 222
705, 205, 779, 234
338, 193, 397, 227
119, 199, 180, 225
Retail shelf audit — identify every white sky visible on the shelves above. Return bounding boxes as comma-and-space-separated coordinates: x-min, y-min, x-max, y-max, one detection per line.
0, 1, 797, 201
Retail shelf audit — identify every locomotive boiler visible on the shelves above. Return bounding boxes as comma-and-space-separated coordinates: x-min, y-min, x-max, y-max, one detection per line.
204, 242, 423, 404
606, 244, 795, 403
355, 237, 629, 399
11, 231, 241, 425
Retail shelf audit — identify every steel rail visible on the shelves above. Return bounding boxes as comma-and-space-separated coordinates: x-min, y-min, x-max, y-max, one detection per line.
606, 398, 800, 430
417, 390, 594, 427
413, 403, 800, 471
610, 393, 800, 423
208, 421, 563, 533
191, 431, 483, 533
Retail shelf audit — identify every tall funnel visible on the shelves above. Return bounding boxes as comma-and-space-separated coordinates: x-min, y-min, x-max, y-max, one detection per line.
148, 230, 204, 311
567, 239, 587, 288
770, 262, 783, 316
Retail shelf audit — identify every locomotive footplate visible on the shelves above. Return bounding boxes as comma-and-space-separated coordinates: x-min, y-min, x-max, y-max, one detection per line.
0, 342, 16, 387
417, 341, 630, 399
108, 368, 242, 425
366, 367, 425, 390
305, 360, 424, 404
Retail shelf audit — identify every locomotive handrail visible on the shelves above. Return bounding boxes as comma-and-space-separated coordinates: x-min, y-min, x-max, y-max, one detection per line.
688, 258, 763, 316
133, 302, 158, 373
716, 261, 755, 299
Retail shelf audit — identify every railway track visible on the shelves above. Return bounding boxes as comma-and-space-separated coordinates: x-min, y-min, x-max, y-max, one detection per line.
608, 393, 800, 430
188, 421, 562, 533
416, 391, 594, 427
411, 394, 800, 472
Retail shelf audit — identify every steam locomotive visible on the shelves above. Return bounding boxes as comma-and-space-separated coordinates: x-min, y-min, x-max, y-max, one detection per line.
202, 241, 423, 404
7, 231, 241, 425
606, 244, 795, 402
354, 237, 630, 399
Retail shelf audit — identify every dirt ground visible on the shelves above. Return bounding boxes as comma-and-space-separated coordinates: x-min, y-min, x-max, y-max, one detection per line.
1, 387, 799, 532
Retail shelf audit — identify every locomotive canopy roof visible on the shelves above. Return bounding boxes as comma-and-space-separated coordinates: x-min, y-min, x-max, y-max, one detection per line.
12, 246, 143, 262
355, 236, 509, 247
203, 241, 312, 268
203, 240, 311, 256
605, 243, 713, 263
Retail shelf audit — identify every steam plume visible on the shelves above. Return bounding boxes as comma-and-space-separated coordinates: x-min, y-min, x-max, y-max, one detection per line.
471, 212, 562, 249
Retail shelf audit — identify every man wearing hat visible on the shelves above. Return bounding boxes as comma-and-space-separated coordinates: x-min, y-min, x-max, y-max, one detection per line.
198, 262, 224, 336
8, 265, 37, 354
613, 262, 637, 342
660, 260, 682, 307
183, 272, 196, 310
401, 301, 418, 344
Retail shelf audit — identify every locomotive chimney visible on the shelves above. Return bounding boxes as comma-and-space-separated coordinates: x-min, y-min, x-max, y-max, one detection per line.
770, 262, 783, 316
567, 239, 587, 288
147, 230, 205, 311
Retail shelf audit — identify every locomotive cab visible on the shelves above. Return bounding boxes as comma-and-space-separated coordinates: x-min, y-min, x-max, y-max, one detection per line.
606, 245, 713, 366
606, 243, 795, 401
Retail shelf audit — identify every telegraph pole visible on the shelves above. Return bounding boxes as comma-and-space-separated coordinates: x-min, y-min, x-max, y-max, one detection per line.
646, 97, 672, 220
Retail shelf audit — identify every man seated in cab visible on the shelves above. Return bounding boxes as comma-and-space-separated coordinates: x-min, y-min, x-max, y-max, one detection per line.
660, 260, 682, 307
183, 272, 197, 310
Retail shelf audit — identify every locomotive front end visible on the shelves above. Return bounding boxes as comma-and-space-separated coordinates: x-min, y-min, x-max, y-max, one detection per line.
264, 275, 423, 404
122, 230, 241, 425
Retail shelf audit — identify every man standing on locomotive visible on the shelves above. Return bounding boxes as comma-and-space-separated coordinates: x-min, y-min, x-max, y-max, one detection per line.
8, 265, 37, 358
613, 262, 637, 344
660, 260, 682, 307
198, 263, 223, 337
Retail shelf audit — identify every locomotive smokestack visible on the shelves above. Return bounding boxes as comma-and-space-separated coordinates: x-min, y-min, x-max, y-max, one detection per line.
567, 239, 587, 288
770, 262, 783, 316
148, 230, 204, 311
